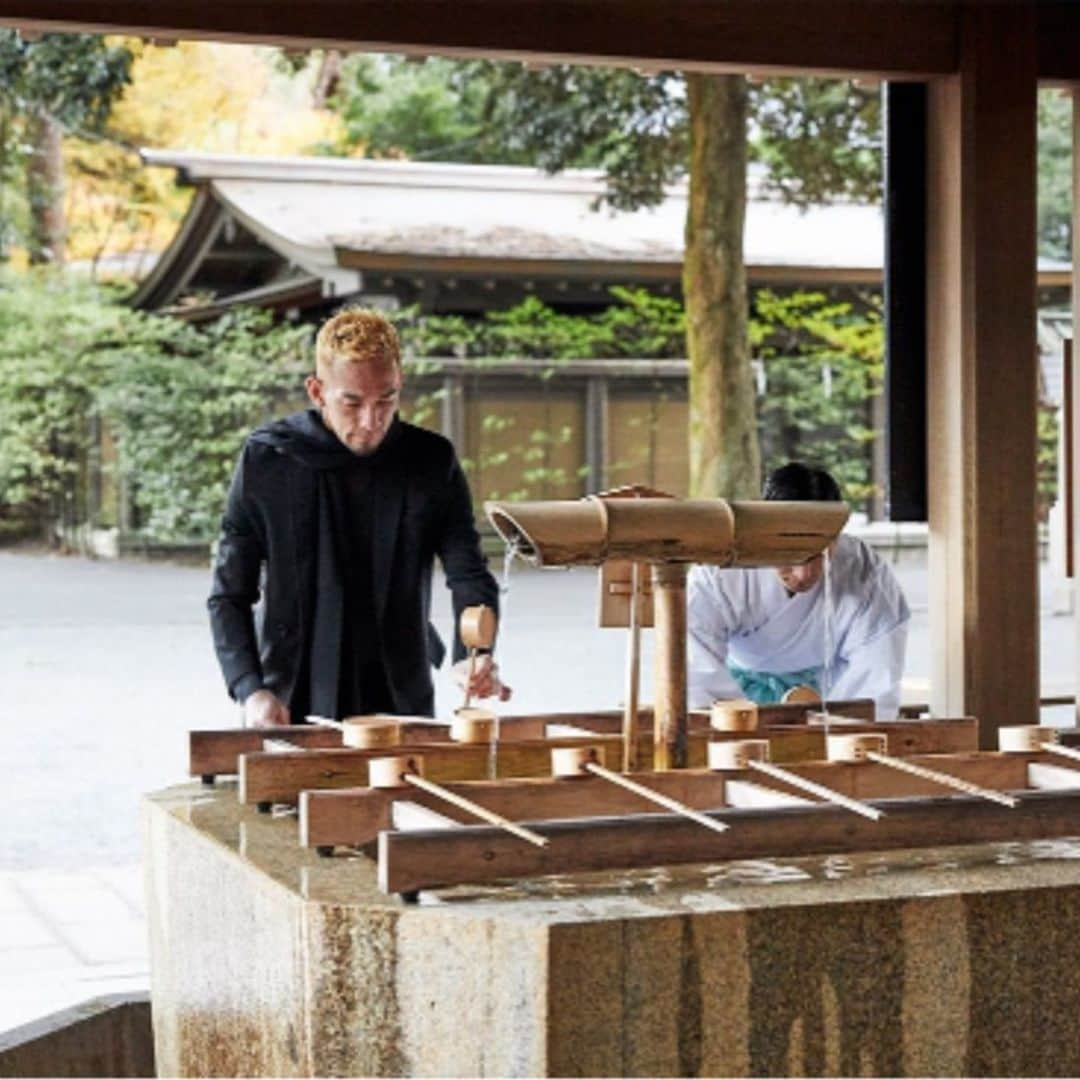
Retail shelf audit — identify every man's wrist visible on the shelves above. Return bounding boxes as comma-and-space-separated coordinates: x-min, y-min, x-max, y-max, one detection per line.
233, 674, 265, 703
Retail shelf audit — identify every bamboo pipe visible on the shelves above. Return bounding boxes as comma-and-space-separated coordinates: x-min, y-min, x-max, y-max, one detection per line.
484, 497, 849, 567
368, 754, 548, 848
653, 562, 687, 770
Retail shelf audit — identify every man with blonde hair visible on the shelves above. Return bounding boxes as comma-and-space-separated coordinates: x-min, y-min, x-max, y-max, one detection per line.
209, 308, 505, 727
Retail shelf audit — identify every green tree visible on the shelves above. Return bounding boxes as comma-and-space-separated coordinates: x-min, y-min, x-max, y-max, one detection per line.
1037, 87, 1072, 262
0, 269, 124, 533
476, 65, 883, 499
751, 288, 883, 511
329, 55, 527, 163
330, 59, 881, 499
101, 309, 310, 539
0, 30, 132, 263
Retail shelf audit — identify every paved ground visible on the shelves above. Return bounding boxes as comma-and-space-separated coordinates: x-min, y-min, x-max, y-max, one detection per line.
0, 547, 1076, 1030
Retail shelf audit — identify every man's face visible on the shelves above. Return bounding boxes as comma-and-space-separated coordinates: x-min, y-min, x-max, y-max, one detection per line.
775, 541, 835, 595
306, 356, 401, 455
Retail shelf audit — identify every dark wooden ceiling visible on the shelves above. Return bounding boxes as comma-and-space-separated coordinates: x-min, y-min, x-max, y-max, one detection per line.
1, 1, 1077, 81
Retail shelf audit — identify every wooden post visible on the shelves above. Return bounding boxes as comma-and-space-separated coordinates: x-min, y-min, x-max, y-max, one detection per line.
652, 562, 687, 769
926, 3, 1039, 746
622, 561, 643, 772
1073, 89, 1080, 726
1064, 338, 1073, 580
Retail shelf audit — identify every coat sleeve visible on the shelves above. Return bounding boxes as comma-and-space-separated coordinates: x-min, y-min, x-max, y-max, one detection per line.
207, 448, 266, 702
435, 454, 500, 664
687, 565, 744, 707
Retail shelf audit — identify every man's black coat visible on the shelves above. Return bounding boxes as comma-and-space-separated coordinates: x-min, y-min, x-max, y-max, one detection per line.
208, 410, 499, 718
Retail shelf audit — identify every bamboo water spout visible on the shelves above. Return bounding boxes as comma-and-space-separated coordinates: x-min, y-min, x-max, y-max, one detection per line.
486, 495, 848, 770
485, 497, 848, 568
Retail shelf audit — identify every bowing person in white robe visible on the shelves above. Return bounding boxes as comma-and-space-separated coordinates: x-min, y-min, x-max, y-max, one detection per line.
687, 464, 910, 720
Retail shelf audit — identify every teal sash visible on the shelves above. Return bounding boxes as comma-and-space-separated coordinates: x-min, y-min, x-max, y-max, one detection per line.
726, 660, 821, 705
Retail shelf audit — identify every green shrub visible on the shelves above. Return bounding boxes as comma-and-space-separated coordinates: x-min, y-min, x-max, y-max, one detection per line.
751, 288, 883, 510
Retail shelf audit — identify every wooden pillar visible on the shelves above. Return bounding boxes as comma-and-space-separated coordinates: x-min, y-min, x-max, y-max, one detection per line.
884, 81, 928, 522
1072, 90, 1080, 725
652, 563, 687, 769
926, 4, 1039, 746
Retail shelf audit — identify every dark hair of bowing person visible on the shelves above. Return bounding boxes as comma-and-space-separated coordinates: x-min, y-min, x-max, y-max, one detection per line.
762, 461, 843, 503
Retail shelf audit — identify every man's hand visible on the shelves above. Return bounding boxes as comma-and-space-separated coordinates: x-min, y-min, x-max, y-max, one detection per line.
244, 688, 291, 728
781, 684, 820, 705
452, 654, 512, 702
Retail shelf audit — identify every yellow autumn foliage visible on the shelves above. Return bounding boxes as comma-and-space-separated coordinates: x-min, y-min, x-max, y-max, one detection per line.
63, 39, 345, 267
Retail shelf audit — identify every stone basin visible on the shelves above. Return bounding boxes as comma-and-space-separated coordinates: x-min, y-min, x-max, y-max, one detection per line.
144, 781, 1080, 1077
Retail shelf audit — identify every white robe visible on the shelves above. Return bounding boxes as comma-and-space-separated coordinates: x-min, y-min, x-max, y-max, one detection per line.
687, 534, 910, 719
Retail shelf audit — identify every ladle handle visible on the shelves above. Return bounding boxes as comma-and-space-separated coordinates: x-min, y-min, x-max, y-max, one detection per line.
584, 762, 729, 835
463, 648, 477, 709
403, 772, 549, 848
748, 760, 883, 821
866, 751, 1018, 808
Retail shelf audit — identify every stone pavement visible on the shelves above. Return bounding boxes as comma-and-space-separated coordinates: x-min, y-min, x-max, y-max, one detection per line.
0, 865, 147, 1031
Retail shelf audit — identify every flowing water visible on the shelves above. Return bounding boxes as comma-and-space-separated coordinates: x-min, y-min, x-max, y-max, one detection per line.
500, 535, 520, 599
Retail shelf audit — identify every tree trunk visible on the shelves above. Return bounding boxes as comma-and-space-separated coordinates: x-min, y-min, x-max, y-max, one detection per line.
683, 73, 760, 498
26, 110, 65, 265
312, 50, 343, 109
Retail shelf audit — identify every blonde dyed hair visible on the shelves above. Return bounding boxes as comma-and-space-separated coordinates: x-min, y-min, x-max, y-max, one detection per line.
315, 309, 401, 379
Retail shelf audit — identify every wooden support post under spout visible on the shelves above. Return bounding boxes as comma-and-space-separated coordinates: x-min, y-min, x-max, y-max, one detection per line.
622, 561, 643, 772
652, 563, 687, 769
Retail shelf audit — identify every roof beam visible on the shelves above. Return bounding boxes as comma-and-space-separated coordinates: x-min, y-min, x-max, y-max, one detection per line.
6, 3, 1080, 79
0, 1, 959, 77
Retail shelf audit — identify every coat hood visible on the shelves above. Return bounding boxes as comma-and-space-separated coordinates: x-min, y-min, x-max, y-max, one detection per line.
250, 409, 402, 470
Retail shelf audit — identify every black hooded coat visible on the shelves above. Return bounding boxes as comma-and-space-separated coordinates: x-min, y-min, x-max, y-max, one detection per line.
207, 409, 499, 719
